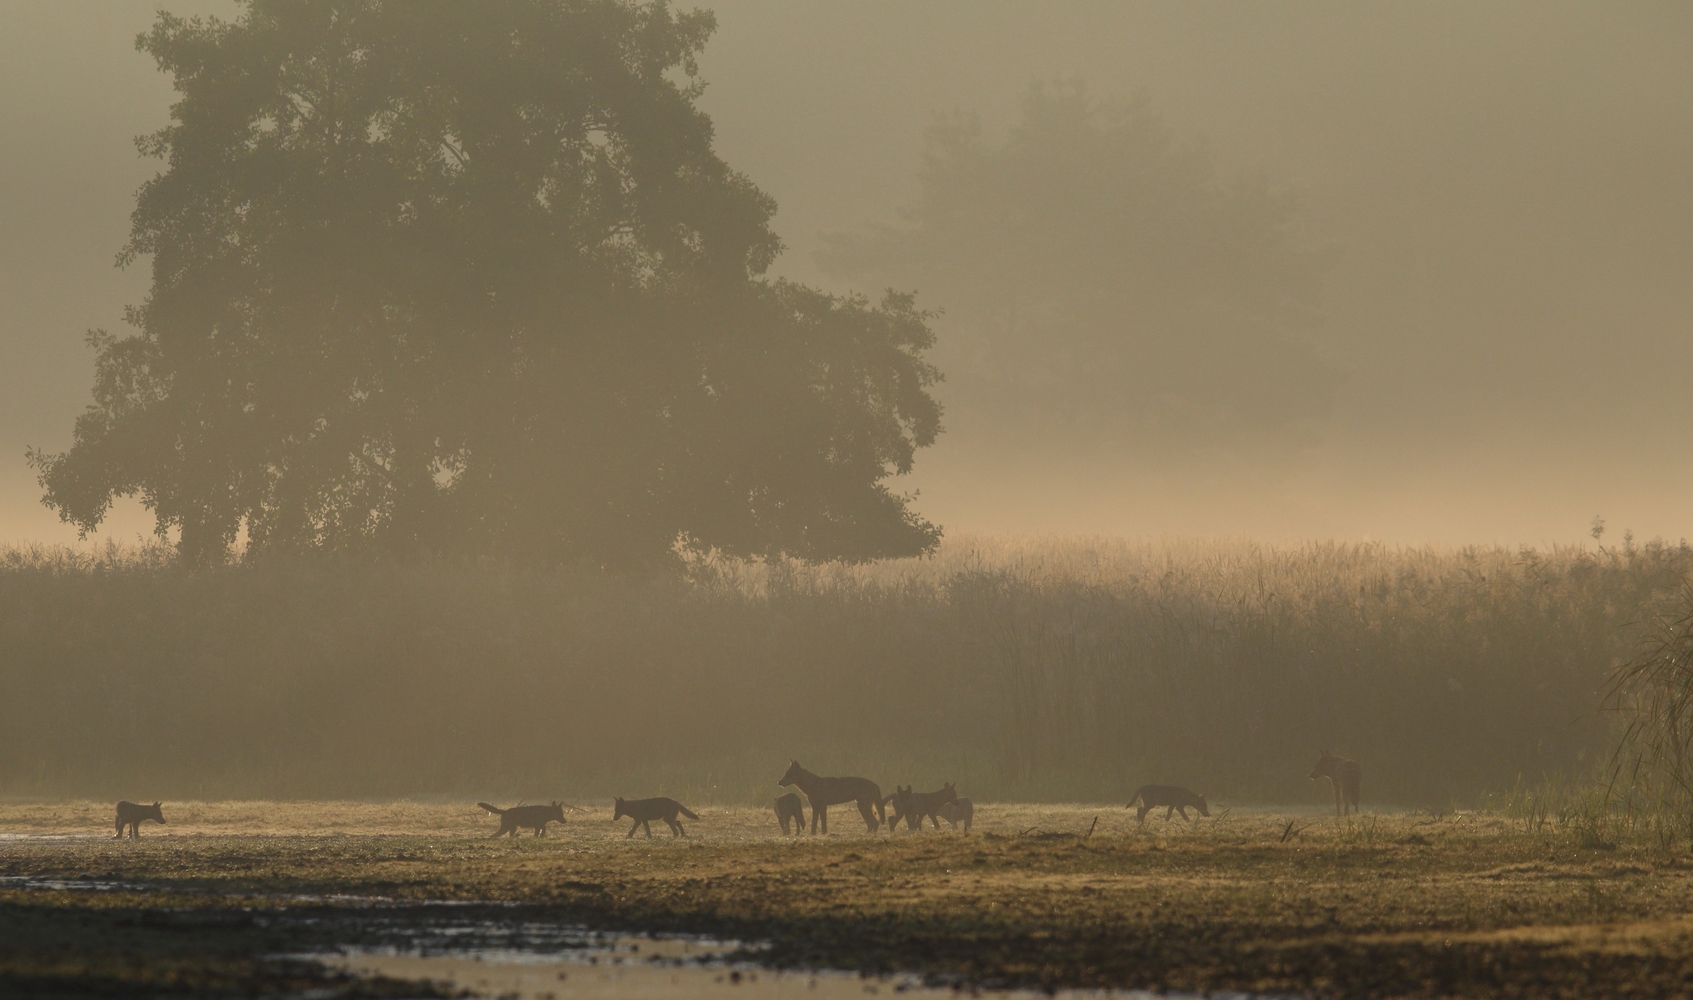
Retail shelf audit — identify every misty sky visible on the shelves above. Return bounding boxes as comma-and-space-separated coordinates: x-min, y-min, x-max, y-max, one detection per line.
2, 1, 1690, 548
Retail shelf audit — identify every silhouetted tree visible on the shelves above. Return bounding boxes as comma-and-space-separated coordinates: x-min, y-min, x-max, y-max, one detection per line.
820, 81, 1336, 457
31, 1, 941, 567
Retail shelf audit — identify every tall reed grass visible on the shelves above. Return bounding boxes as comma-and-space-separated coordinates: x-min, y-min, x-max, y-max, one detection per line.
0, 535, 1683, 805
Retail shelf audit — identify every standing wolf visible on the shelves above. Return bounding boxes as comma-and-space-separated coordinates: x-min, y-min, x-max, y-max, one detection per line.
114, 800, 165, 839
937, 797, 974, 831
477, 801, 567, 838
774, 792, 806, 835
1309, 751, 1362, 816
778, 760, 885, 834
614, 796, 699, 838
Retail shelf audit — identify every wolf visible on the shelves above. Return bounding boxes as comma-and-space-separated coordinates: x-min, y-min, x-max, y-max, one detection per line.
114, 800, 165, 839
1309, 751, 1362, 816
883, 785, 916, 830
614, 796, 699, 838
937, 797, 974, 831
774, 792, 806, 835
1127, 785, 1209, 822
477, 801, 567, 838
884, 782, 959, 831
778, 760, 885, 834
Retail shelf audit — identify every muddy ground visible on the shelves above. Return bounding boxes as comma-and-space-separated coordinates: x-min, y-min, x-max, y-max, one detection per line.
4, 801, 1693, 997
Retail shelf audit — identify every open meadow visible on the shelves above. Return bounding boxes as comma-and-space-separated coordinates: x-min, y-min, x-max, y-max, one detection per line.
6, 800, 1693, 997
7, 536, 1692, 995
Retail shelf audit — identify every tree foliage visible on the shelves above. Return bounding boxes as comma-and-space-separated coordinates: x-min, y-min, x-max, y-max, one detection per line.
31, 0, 941, 567
820, 81, 1337, 456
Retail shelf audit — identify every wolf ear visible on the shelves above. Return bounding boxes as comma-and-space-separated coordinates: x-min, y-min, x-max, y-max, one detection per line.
153, 801, 161, 807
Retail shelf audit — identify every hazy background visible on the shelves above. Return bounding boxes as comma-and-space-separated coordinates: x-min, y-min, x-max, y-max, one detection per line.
3, 0, 1690, 548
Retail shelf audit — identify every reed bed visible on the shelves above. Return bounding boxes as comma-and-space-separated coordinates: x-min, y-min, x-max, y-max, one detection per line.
0, 535, 1684, 804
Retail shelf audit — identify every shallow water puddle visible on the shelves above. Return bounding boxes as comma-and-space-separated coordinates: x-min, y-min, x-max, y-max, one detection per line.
323, 929, 1278, 1000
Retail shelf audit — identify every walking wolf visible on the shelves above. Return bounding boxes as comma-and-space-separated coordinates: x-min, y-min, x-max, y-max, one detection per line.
778, 760, 885, 834
774, 792, 806, 835
614, 796, 699, 838
1126, 785, 1209, 822
1308, 751, 1361, 815
114, 800, 165, 839
477, 801, 566, 838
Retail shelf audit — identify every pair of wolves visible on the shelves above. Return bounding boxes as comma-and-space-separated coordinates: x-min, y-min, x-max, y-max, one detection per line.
885, 782, 963, 831
477, 798, 699, 839
778, 760, 885, 834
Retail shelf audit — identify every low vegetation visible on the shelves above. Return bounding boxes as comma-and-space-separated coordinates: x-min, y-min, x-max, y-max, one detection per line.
2, 535, 1685, 804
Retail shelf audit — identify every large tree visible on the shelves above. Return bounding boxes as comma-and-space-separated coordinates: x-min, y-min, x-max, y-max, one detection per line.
820, 81, 1337, 458
32, 0, 941, 567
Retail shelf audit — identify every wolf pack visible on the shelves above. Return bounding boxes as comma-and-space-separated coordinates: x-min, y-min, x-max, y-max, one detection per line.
108, 751, 1361, 839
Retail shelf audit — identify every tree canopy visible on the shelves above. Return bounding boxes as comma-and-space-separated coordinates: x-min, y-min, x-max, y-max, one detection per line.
31, 0, 942, 567
820, 81, 1337, 458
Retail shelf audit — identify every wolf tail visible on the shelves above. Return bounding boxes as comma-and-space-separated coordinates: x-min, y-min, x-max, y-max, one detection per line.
678, 805, 699, 820
476, 802, 505, 815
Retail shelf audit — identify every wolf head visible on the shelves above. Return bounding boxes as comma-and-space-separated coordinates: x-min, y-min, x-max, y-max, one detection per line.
548, 801, 566, 823
940, 782, 957, 804
778, 759, 804, 787
1195, 794, 1210, 817
613, 796, 628, 821
1309, 750, 1342, 781
145, 801, 165, 824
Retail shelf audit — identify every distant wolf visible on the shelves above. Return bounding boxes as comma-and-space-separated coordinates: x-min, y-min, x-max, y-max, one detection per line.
614, 796, 699, 838
477, 801, 567, 838
774, 792, 806, 835
937, 797, 974, 831
1126, 785, 1209, 822
886, 782, 957, 831
114, 800, 165, 839
778, 760, 885, 834
1309, 751, 1361, 816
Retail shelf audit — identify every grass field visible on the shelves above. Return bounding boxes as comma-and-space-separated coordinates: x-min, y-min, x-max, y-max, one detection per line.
6, 800, 1693, 997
